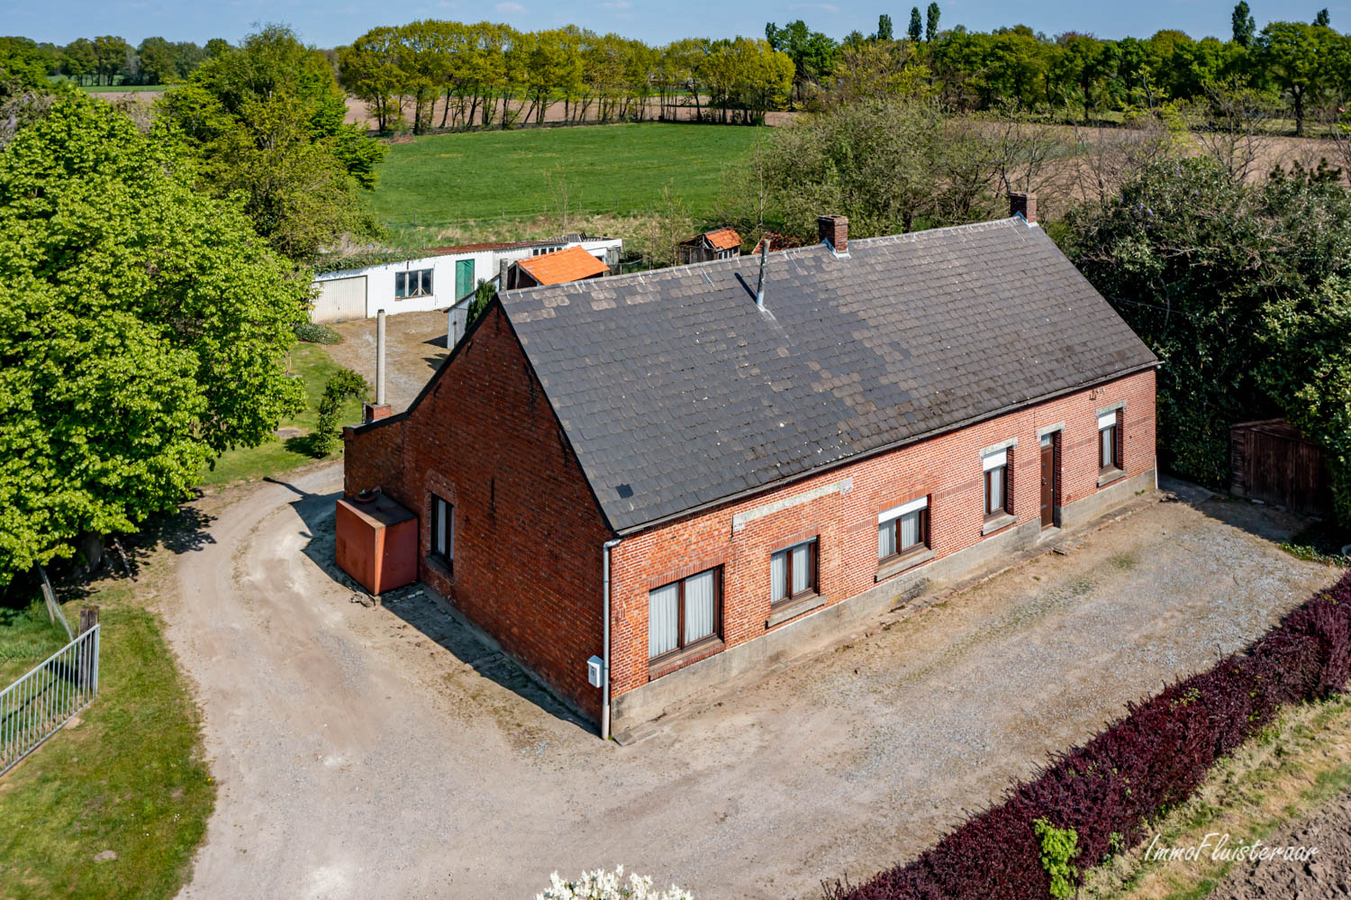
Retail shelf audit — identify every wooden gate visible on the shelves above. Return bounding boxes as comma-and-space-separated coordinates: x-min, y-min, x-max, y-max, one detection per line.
1231, 419, 1331, 516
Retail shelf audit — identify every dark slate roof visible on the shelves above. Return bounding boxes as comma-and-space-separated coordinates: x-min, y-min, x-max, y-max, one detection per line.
499, 218, 1157, 533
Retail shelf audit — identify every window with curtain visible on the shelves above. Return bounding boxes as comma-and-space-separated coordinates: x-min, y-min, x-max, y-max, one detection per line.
770, 539, 817, 605
878, 497, 929, 560
983, 448, 1010, 519
430, 494, 452, 567
648, 568, 720, 661
1098, 411, 1120, 472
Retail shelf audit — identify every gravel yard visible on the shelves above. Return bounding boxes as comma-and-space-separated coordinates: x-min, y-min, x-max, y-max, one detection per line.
167, 468, 1337, 899
324, 310, 449, 412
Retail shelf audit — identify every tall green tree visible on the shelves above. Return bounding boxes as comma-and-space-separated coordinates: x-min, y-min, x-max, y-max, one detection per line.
909, 8, 924, 43
1232, 2, 1257, 47
926, 3, 941, 43
876, 14, 894, 41
1257, 21, 1342, 136
160, 25, 385, 261
1315, 8, 1331, 27
1060, 156, 1351, 519
0, 94, 309, 584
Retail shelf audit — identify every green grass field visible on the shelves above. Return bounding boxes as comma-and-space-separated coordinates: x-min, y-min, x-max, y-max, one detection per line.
0, 575, 214, 900
197, 342, 364, 489
369, 123, 766, 240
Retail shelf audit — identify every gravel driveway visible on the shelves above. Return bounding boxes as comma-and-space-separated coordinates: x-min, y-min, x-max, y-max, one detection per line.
167, 466, 1336, 899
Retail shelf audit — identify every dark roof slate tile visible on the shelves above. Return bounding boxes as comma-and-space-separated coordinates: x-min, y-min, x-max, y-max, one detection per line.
499, 218, 1157, 532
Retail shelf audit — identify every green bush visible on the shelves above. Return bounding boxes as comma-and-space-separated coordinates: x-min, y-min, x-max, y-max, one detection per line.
1059, 157, 1351, 522
311, 369, 368, 457
293, 321, 343, 344
1033, 818, 1080, 900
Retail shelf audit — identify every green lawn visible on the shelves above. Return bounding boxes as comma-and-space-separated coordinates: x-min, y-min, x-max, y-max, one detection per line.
368, 123, 767, 238
197, 342, 364, 488
0, 576, 214, 900
0, 603, 71, 686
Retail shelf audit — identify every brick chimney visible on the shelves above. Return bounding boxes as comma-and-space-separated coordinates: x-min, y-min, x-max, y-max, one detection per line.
817, 215, 849, 256
363, 402, 392, 424
1010, 192, 1037, 223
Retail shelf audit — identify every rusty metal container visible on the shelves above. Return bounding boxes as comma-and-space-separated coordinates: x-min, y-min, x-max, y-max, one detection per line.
335, 492, 418, 596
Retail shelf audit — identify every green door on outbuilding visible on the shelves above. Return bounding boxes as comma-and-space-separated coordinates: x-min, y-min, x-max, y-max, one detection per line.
455, 259, 475, 301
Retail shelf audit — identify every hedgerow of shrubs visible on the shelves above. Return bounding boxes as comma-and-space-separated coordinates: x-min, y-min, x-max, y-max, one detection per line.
824, 570, 1351, 900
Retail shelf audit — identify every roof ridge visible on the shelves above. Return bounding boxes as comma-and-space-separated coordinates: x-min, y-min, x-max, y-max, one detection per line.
500, 217, 1026, 301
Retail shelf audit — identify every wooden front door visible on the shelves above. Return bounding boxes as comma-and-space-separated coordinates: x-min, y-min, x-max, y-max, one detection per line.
1040, 434, 1056, 528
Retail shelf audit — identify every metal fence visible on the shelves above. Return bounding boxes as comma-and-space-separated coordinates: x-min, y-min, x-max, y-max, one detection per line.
0, 624, 100, 776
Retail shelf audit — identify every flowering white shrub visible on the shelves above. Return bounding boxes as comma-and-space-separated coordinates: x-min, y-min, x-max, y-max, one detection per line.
536, 865, 693, 900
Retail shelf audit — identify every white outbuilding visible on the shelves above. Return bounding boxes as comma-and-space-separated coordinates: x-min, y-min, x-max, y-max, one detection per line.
310, 235, 623, 323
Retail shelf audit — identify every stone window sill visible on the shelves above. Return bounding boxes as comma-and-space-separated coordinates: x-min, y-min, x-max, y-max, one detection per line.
766, 593, 827, 629
647, 638, 725, 681
875, 547, 937, 582
981, 512, 1017, 536
1098, 468, 1127, 488
423, 554, 454, 582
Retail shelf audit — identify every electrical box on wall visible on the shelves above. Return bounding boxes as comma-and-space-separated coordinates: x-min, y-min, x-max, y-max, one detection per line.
587, 655, 604, 688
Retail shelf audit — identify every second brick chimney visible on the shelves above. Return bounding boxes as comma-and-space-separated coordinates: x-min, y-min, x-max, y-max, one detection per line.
817, 215, 849, 256
1010, 192, 1037, 223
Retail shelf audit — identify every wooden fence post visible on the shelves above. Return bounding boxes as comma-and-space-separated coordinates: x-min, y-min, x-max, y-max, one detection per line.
79, 606, 99, 635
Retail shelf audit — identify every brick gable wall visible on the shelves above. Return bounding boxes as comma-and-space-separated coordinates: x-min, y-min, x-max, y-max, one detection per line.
342, 303, 613, 720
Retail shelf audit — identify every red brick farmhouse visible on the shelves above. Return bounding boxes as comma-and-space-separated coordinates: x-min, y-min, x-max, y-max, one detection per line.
341, 207, 1159, 740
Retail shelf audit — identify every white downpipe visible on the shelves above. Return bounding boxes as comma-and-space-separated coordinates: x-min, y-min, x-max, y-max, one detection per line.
601, 537, 622, 741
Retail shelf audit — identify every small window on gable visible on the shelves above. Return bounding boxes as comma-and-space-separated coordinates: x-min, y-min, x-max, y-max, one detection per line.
430, 494, 452, 568
878, 496, 929, 560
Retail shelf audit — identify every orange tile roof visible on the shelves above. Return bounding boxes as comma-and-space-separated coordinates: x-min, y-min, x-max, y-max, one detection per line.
682, 227, 743, 251
705, 227, 742, 251
515, 245, 609, 286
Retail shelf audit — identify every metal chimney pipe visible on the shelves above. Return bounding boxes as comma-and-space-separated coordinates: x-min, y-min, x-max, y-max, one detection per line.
754, 236, 770, 308
375, 308, 387, 406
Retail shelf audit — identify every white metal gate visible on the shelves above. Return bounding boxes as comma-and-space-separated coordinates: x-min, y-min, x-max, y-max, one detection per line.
312, 275, 368, 323
0, 625, 100, 776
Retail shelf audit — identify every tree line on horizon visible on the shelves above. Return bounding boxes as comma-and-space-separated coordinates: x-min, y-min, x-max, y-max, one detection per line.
2, 2, 1349, 135
335, 6, 1351, 137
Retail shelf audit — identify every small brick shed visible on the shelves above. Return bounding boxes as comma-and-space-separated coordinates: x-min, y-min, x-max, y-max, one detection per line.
342, 210, 1159, 739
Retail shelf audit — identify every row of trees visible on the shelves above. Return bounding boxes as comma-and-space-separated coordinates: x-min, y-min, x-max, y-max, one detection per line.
0, 34, 230, 87
767, 7, 1350, 136
337, 22, 794, 133
334, 9, 1351, 138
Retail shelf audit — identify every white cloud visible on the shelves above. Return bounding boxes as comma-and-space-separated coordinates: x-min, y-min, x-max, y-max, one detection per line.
496, 1, 525, 10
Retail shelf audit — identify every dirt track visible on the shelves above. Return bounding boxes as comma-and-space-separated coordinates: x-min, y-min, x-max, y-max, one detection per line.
1209, 790, 1351, 899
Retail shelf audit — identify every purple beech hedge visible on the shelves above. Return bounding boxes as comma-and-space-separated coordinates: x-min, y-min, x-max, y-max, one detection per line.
824, 570, 1351, 900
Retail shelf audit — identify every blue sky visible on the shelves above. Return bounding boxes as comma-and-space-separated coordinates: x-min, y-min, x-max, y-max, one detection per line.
8, 0, 1342, 49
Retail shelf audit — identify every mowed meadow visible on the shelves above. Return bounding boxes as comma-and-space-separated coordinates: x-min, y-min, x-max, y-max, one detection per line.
367, 122, 767, 247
